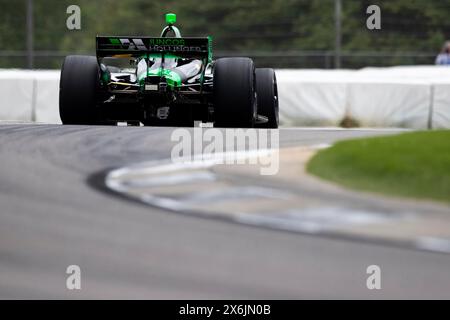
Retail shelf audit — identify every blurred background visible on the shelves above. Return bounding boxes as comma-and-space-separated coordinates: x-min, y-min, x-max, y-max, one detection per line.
1, 0, 450, 70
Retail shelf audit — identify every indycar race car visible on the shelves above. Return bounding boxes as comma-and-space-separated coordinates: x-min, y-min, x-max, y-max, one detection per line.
59, 13, 279, 128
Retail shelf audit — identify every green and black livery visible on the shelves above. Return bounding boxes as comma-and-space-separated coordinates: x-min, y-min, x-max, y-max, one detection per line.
59, 13, 278, 128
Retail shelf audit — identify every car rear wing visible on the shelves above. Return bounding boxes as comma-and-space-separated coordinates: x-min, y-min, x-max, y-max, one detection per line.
96, 36, 212, 62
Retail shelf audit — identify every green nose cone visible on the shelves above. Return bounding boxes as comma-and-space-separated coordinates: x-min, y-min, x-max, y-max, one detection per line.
165, 13, 177, 25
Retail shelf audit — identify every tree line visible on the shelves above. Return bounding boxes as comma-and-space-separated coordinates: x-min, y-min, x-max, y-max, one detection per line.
0, 0, 449, 68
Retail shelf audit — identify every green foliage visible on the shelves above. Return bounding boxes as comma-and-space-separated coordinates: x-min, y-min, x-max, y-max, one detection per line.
1, 0, 450, 68
307, 130, 450, 203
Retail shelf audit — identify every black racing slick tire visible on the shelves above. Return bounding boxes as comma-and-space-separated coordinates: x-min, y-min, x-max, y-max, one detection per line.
255, 68, 279, 129
213, 57, 256, 128
59, 55, 100, 124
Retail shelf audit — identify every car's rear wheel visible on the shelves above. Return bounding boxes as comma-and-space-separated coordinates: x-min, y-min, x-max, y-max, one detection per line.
213, 57, 256, 128
255, 68, 279, 129
59, 55, 100, 124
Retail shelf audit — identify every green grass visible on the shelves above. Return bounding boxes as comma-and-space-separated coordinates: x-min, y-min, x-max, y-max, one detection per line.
307, 130, 450, 204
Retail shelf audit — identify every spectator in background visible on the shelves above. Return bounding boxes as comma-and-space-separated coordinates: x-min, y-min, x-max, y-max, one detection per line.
435, 41, 450, 65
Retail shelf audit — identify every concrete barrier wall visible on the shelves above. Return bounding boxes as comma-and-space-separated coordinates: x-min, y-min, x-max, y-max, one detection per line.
34, 71, 61, 123
277, 66, 450, 129
0, 66, 449, 128
0, 71, 36, 122
432, 82, 450, 129
347, 80, 431, 129
0, 69, 61, 124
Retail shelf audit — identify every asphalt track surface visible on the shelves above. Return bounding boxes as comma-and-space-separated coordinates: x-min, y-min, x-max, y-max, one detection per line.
0, 124, 449, 299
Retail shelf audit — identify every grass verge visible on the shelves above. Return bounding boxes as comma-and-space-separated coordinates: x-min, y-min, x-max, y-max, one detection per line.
307, 130, 450, 204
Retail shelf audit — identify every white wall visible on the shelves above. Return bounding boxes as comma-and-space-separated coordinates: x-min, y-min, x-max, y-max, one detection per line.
432, 82, 450, 129
0, 66, 449, 128
0, 69, 61, 124
277, 66, 450, 129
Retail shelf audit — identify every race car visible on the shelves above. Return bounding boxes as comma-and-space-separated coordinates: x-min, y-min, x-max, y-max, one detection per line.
59, 13, 279, 128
